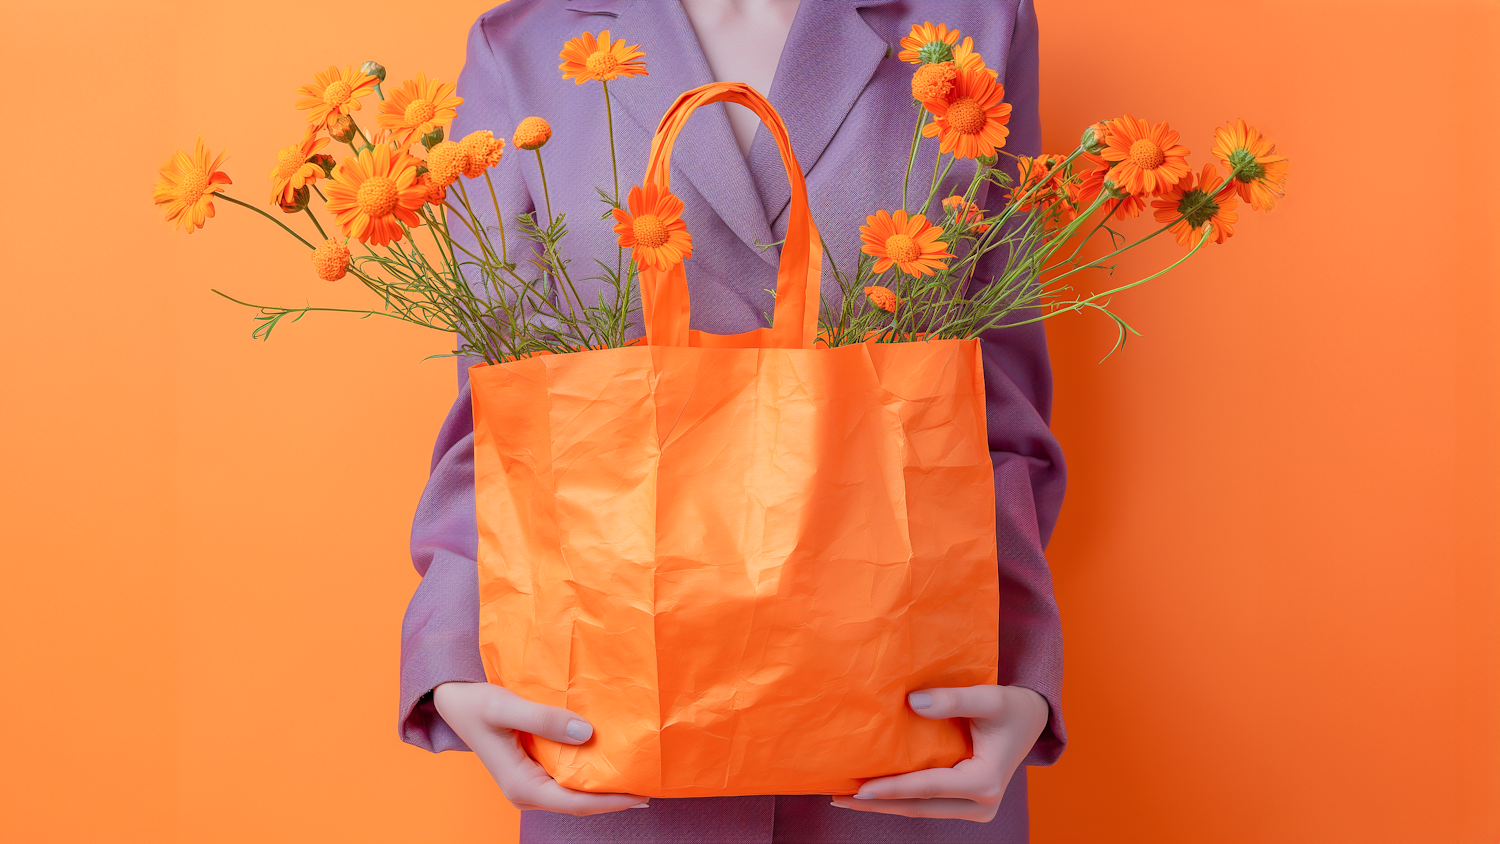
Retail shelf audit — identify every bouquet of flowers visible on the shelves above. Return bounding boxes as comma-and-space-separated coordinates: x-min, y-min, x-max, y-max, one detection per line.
153, 24, 1287, 363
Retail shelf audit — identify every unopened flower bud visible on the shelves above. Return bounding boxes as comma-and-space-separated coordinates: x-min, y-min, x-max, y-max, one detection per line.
309, 153, 336, 178
977, 154, 998, 167
360, 61, 386, 83
420, 125, 445, 149
513, 116, 552, 151
330, 114, 357, 144
279, 185, 311, 213
1081, 121, 1108, 154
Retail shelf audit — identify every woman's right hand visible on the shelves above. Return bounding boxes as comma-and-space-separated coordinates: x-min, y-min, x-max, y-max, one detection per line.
433, 681, 651, 816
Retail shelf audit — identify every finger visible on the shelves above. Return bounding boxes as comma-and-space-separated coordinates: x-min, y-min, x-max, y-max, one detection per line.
465, 723, 650, 815
831, 796, 996, 823
480, 686, 595, 745
851, 759, 1006, 803
907, 685, 1004, 721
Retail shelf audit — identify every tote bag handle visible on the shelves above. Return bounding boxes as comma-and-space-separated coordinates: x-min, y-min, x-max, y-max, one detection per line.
637, 82, 822, 350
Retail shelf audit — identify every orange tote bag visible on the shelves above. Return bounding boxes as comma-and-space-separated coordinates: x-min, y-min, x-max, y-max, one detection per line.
470, 83, 1000, 798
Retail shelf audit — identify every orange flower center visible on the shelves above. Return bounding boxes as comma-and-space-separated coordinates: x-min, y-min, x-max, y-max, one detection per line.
947, 98, 986, 135
179, 168, 209, 203
356, 175, 400, 217
885, 233, 920, 264
324, 80, 353, 108
404, 98, 437, 127
273, 148, 308, 181
632, 214, 669, 249
1128, 138, 1165, 170
586, 51, 619, 75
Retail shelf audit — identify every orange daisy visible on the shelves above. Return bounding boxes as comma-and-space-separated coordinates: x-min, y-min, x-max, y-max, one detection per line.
268, 126, 331, 206
559, 30, 648, 83
911, 61, 957, 103
612, 182, 692, 271
1006, 154, 1067, 211
1151, 164, 1239, 246
941, 195, 989, 233
153, 136, 232, 234
920, 64, 1011, 160
864, 285, 901, 313
1211, 118, 1288, 212
377, 74, 462, 150
295, 65, 378, 131
1068, 153, 1145, 220
899, 22, 961, 64
1099, 114, 1191, 198
310, 239, 351, 281
324, 145, 427, 246
457, 130, 505, 179
860, 209, 952, 276
951, 37, 998, 80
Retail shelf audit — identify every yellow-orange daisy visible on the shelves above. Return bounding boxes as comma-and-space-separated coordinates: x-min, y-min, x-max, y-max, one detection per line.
864, 285, 901, 313
920, 64, 1011, 160
1151, 164, 1239, 246
941, 195, 990, 233
268, 127, 331, 206
899, 21, 961, 65
860, 209, 952, 276
1211, 118, 1288, 212
295, 65, 378, 131
1099, 114, 1191, 198
324, 145, 427, 246
911, 61, 957, 103
513, 117, 552, 151
458, 130, 505, 179
951, 37, 998, 81
559, 30, 648, 83
153, 136, 232, 234
310, 239, 351, 281
1068, 153, 1145, 220
377, 74, 462, 150
612, 183, 692, 271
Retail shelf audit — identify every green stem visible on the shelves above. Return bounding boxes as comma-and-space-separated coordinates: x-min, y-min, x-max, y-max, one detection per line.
217, 193, 315, 249
303, 205, 328, 241
535, 149, 554, 226
603, 78, 624, 285
483, 169, 508, 264
902, 106, 926, 212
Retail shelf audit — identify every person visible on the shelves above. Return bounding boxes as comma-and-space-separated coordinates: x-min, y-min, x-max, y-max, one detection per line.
400, 1, 1066, 841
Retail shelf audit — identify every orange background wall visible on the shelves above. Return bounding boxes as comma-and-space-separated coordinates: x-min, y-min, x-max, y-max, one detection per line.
2, 1, 1495, 842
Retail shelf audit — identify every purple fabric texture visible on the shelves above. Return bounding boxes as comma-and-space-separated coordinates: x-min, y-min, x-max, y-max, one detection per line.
400, 1, 1064, 840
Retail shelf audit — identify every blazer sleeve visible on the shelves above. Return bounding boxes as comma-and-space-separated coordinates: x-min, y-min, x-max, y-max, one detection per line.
398, 13, 533, 753
974, 0, 1069, 766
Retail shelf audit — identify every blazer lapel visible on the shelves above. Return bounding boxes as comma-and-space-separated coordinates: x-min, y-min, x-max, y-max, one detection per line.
591, 0, 780, 266
748, 0, 895, 229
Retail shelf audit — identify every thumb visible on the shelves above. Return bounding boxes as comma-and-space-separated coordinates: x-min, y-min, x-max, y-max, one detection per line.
481, 685, 596, 745
907, 685, 1005, 721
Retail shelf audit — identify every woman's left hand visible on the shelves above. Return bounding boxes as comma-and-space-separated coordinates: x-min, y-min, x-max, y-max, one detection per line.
831, 684, 1050, 822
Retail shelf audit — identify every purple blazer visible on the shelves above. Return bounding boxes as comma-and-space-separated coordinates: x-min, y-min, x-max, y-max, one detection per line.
400, 2, 1064, 841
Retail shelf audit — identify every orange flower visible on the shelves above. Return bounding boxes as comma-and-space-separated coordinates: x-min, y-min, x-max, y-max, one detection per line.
860, 209, 952, 276
153, 136, 232, 234
1069, 153, 1145, 220
417, 173, 448, 206
612, 182, 692, 271
295, 65, 378, 131
310, 239, 351, 281
920, 64, 1011, 159
864, 285, 901, 313
458, 130, 505, 179
1212, 118, 1288, 212
559, 30, 648, 83
425, 141, 465, 187
513, 117, 552, 151
951, 37, 998, 80
1151, 164, 1239, 246
1099, 115, 1191, 198
1006, 154, 1067, 211
899, 22, 961, 64
911, 62, 957, 103
377, 74, 462, 149
941, 195, 990, 233
268, 126, 331, 206
324, 145, 427, 246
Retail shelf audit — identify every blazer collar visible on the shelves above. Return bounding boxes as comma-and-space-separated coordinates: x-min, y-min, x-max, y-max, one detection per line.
567, 1, 894, 262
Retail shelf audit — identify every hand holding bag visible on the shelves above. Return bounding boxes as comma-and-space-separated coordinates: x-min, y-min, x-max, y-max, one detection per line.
470, 82, 1001, 798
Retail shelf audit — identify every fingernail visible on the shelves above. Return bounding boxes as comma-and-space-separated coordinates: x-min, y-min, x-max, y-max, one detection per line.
908, 692, 933, 710
565, 719, 592, 742
830, 801, 849, 809
629, 802, 650, 809
853, 792, 876, 799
